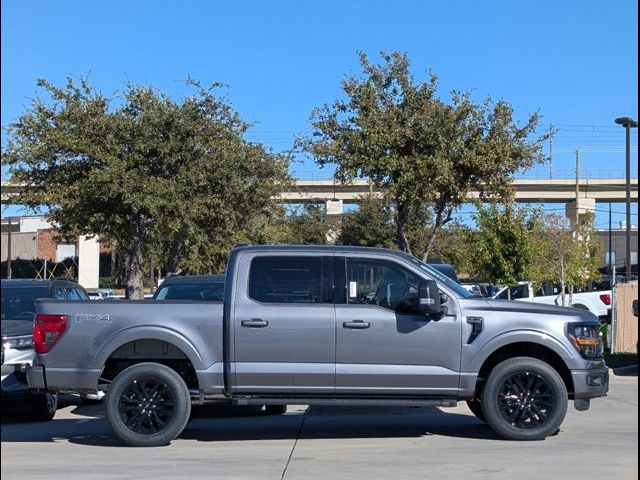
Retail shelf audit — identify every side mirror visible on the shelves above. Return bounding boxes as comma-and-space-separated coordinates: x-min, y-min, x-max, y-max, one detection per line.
419, 280, 443, 317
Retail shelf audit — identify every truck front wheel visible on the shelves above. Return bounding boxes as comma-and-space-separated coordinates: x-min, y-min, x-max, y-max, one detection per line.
105, 363, 191, 447
481, 357, 567, 440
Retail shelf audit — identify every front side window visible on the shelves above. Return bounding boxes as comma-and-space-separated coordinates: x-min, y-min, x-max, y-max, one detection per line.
346, 258, 421, 313
249, 256, 322, 304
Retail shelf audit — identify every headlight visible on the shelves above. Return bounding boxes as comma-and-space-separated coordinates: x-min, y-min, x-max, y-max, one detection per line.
2, 334, 34, 350
566, 323, 602, 359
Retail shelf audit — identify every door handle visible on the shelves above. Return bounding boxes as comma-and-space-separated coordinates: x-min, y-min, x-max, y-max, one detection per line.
343, 320, 370, 329
241, 319, 269, 328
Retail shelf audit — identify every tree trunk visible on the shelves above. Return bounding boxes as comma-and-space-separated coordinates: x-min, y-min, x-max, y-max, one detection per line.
421, 206, 452, 262
395, 201, 412, 254
125, 241, 144, 300
125, 217, 147, 300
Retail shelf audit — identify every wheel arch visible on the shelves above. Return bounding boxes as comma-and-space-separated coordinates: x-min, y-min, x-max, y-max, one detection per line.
474, 341, 574, 398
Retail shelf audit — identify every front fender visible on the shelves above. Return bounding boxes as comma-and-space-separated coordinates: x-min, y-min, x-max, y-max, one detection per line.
463, 329, 581, 373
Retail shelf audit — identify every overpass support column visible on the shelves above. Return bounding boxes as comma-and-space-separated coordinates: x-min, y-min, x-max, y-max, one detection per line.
78, 235, 100, 289
325, 200, 343, 244
565, 198, 596, 227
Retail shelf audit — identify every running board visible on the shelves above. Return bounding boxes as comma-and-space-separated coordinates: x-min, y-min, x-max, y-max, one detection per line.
232, 397, 458, 408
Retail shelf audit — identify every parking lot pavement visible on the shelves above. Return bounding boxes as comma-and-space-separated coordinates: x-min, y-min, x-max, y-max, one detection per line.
1, 375, 637, 480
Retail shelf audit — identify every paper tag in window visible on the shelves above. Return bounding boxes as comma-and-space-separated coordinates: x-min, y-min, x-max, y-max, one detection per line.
349, 281, 357, 298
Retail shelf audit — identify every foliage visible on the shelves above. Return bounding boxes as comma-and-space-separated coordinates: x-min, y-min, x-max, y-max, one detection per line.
2, 76, 290, 298
337, 195, 395, 248
469, 204, 544, 286
285, 204, 332, 245
300, 51, 548, 260
532, 212, 603, 306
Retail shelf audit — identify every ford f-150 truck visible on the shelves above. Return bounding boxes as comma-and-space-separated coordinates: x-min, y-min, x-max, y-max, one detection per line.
28, 245, 609, 446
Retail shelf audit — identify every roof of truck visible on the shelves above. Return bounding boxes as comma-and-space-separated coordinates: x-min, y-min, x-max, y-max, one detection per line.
233, 244, 409, 256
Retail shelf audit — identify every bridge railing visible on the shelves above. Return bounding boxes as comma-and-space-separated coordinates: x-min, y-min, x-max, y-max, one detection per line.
291, 168, 639, 182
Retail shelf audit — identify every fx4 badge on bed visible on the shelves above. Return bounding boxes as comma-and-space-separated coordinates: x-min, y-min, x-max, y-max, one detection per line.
75, 313, 112, 324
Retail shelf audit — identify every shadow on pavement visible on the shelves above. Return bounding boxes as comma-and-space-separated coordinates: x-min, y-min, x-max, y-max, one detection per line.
1, 405, 501, 446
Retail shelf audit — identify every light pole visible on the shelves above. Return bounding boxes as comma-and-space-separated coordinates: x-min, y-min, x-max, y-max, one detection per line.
614, 116, 638, 280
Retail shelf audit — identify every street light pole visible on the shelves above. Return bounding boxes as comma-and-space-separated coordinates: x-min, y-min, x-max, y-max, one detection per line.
614, 117, 638, 280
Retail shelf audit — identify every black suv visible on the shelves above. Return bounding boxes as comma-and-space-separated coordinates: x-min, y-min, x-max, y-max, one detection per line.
1, 278, 88, 421
152, 274, 225, 301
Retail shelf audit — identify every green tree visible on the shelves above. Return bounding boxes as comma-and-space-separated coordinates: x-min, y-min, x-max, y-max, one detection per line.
337, 195, 396, 248
470, 204, 544, 288
300, 51, 548, 260
2, 77, 290, 298
285, 204, 332, 245
533, 213, 603, 306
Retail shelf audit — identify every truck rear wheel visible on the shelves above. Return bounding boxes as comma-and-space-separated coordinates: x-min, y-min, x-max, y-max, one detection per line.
105, 363, 191, 447
482, 357, 567, 440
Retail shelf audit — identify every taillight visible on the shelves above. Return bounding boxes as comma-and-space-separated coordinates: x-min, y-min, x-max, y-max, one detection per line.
33, 314, 69, 354
599, 294, 611, 306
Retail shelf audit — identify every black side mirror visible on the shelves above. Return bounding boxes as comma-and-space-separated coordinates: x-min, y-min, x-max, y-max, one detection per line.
419, 280, 443, 317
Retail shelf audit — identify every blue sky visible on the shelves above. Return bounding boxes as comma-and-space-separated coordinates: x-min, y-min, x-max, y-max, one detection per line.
1, 0, 638, 225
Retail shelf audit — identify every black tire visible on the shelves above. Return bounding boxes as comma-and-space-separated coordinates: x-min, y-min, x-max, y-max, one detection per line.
482, 357, 568, 441
105, 363, 191, 447
264, 404, 287, 415
29, 391, 58, 422
466, 399, 486, 423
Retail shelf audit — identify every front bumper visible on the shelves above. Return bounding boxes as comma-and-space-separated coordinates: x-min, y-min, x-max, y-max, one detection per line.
571, 367, 609, 400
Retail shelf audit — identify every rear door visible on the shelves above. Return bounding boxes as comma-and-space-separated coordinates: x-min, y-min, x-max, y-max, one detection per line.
231, 252, 335, 394
334, 256, 462, 396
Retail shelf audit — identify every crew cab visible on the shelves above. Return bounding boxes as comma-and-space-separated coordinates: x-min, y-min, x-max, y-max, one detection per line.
28, 245, 609, 446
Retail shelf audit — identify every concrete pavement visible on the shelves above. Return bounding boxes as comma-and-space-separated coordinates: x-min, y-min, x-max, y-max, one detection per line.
1, 375, 637, 480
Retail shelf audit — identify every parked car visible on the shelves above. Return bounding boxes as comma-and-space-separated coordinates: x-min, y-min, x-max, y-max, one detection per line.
426, 261, 460, 284
493, 281, 611, 321
152, 274, 225, 301
1, 278, 88, 420
28, 245, 608, 446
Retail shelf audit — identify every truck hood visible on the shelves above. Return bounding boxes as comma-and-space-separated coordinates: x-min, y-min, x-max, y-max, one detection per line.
1, 319, 35, 338
484, 299, 598, 323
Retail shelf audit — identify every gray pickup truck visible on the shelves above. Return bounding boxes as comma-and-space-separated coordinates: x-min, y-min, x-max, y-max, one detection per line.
28, 245, 609, 446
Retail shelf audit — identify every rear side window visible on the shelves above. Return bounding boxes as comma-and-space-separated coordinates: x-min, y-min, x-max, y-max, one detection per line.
249, 256, 322, 304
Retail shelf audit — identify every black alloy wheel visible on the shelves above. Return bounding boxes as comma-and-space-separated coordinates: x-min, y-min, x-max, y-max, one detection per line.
481, 357, 568, 440
497, 371, 553, 429
105, 363, 191, 447
118, 377, 176, 435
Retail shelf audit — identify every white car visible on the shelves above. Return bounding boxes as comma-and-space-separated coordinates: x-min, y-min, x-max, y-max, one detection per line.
493, 281, 611, 320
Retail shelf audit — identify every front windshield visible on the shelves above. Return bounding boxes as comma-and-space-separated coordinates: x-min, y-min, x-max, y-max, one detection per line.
405, 256, 472, 298
1, 287, 51, 320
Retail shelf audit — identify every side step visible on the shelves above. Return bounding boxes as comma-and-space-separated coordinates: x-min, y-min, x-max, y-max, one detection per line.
232, 397, 458, 408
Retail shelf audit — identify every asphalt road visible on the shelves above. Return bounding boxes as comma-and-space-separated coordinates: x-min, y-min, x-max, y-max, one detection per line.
1, 374, 637, 480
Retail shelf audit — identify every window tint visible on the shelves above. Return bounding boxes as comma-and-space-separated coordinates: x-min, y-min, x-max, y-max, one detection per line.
65, 287, 84, 300
346, 258, 421, 313
249, 256, 322, 304
154, 283, 224, 301
54, 288, 67, 300
1, 287, 50, 320
497, 284, 530, 300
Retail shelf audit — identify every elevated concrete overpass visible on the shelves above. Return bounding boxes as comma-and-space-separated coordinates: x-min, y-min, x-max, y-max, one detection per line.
2, 177, 637, 204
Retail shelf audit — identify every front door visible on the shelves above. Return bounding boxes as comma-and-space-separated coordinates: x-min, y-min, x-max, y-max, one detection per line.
335, 256, 462, 396
232, 253, 335, 394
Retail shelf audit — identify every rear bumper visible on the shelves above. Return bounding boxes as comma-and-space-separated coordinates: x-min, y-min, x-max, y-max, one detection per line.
27, 364, 101, 393
571, 367, 609, 399
27, 364, 47, 390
